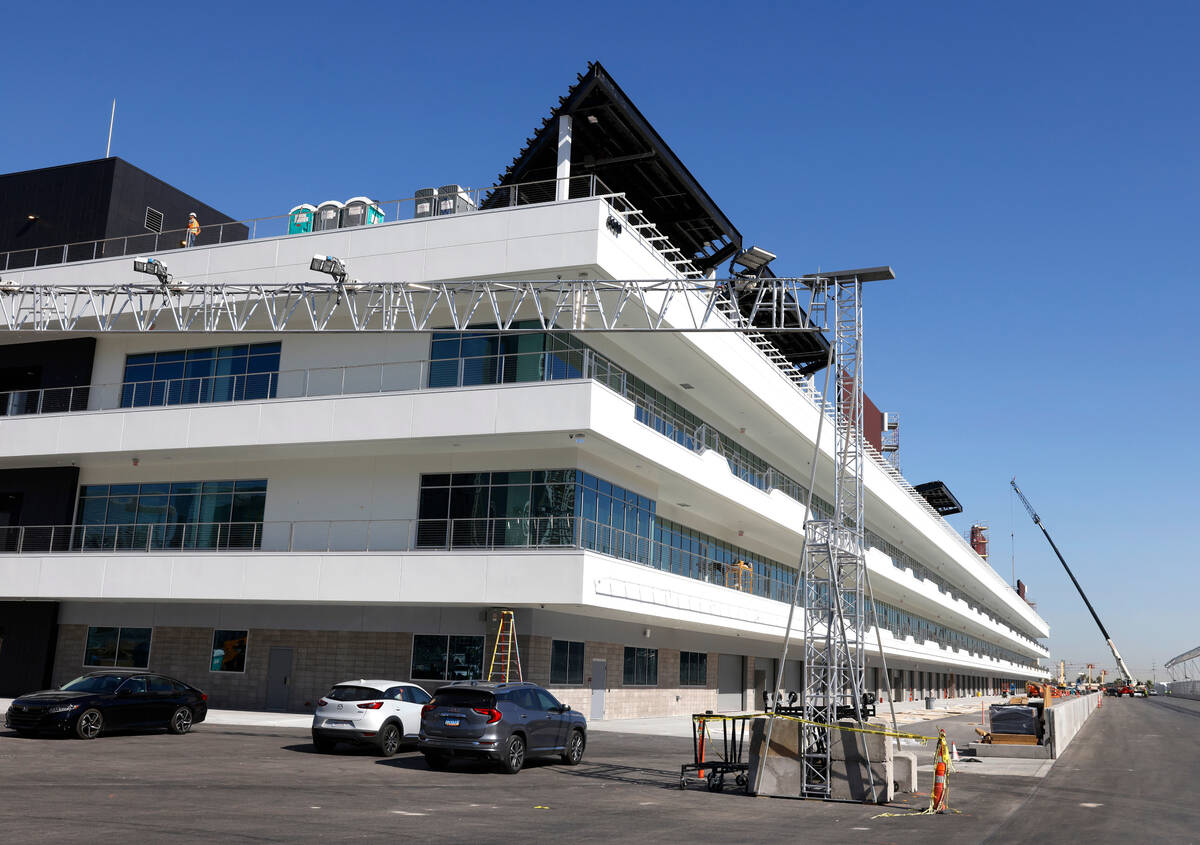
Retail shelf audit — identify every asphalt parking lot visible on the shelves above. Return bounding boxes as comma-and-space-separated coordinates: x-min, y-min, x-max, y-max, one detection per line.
0, 699, 1195, 843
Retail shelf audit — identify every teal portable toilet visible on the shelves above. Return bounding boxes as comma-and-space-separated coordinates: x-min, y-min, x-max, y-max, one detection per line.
288, 204, 316, 234
344, 197, 385, 227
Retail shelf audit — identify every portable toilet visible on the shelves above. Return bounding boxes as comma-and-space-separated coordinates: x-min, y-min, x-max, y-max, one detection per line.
414, 187, 437, 219
437, 184, 475, 215
343, 197, 385, 227
288, 204, 316, 234
314, 200, 345, 231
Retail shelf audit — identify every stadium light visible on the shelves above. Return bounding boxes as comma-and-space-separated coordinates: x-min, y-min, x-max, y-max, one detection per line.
310, 254, 348, 284
133, 257, 170, 284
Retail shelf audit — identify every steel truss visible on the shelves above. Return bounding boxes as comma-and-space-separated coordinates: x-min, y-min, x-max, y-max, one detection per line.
799, 275, 869, 799
4, 268, 884, 800
0, 278, 826, 334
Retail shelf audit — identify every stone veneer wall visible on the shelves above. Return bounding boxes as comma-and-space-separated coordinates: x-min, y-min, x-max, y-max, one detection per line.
52, 625, 751, 718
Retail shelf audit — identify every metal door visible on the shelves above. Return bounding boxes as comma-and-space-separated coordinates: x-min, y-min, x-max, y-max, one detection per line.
590, 659, 606, 721
265, 647, 293, 711
717, 654, 744, 711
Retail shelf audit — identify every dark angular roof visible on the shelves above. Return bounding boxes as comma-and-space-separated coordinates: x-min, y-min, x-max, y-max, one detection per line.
492, 61, 742, 272
913, 481, 964, 516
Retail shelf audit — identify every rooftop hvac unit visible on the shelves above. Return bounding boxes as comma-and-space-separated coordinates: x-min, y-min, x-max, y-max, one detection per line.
437, 184, 475, 215
414, 188, 437, 219
314, 200, 345, 231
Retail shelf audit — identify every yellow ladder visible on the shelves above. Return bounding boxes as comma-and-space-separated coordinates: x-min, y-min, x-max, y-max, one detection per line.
487, 610, 523, 683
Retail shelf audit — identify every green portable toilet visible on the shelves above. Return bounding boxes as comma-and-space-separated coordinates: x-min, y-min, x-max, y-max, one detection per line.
288, 204, 316, 234
344, 196, 385, 227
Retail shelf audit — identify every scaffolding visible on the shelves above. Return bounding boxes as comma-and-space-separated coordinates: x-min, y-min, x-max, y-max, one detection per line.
2, 266, 892, 800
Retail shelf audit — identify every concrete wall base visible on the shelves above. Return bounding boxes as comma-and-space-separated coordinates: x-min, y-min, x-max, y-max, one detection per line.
747, 716, 894, 804
968, 742, 1051, 759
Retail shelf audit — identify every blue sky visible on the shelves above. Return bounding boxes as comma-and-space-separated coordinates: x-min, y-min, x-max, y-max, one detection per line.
5, 2, 1197, 680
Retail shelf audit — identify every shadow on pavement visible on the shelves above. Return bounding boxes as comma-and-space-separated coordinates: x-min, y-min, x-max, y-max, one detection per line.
550, 761, 685, 789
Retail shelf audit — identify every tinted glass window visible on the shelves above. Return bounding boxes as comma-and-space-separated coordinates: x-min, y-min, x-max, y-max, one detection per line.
533, 689, 560, 711
211, 630, 248, 672
430, 689, 495, 708
61, 674, 126, 692
327, 686, 383, 702
148, 676, 174, 693
408, 687, 431, 704
120, 677, 148, 694
550, 640, 585, 685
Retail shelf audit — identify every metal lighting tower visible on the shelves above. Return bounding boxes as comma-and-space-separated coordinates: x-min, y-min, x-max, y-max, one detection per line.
798, 270, 870, 799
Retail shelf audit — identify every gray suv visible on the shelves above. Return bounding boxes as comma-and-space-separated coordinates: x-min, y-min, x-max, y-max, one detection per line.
418, 681, 586, 774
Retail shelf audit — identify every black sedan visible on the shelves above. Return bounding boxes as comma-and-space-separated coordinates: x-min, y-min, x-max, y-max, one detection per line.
4, 671, 208, 739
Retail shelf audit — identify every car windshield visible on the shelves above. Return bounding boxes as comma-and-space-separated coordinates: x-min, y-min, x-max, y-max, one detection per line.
326, 685, 383, 702
431, 689, 496, 708
61, 675, 127, 693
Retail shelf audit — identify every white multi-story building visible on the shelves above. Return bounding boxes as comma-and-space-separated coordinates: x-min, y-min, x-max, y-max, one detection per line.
0, 63, 1049, 717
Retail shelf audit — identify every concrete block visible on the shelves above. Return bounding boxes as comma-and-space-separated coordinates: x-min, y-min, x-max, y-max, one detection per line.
747, 716, 894, 803
893, 751, 918, 793
968, 742, 1051, 759
830, 718, 891, 764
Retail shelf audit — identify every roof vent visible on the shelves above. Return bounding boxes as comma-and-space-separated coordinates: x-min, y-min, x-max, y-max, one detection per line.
144, 207, 164, 233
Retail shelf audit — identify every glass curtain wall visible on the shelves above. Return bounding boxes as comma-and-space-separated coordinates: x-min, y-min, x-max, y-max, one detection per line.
121, 343, 281, 408
75, 479, 267, 550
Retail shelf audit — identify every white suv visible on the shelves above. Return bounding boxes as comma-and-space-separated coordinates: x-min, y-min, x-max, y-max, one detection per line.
311, 680, 431, 756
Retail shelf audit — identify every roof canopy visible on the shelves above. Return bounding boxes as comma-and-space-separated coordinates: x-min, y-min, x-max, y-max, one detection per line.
493, 61, 742, 273
913, 481, 964, 516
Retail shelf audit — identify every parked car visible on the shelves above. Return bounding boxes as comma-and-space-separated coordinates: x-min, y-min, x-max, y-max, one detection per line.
311, 680, 431, 756
418, 681, 586, 774
4, 671, 207, 739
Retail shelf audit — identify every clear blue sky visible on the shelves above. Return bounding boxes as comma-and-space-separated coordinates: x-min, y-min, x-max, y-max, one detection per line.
5, 2, 1197, 680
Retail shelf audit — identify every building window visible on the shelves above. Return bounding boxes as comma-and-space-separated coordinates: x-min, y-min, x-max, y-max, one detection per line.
75, 479, 267, 550
416, 470, 578, 549
210, 629, 248, 672
120, 342, 281, 408
411, 634, 485, 681
550, 640, 585, 685
84, 626, 152, 668
679, 651, 707, 686
428, 326, 585, 389
623, 646, 658, 686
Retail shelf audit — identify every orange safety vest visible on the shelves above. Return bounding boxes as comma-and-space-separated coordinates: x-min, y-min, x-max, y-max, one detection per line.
187, 217, 200, 235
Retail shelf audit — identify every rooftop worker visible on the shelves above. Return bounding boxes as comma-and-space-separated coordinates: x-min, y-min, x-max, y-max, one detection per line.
185, 212, 200, 247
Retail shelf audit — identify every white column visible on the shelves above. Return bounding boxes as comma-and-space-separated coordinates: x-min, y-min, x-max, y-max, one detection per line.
556, 115, 573, 201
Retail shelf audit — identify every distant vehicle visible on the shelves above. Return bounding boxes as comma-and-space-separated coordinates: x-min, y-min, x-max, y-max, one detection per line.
1147, 687, 1159, 696
311, 680, 431, 756
4, 671, 207, 739
1119, 684, 1135, 697
419, 681, 586, 774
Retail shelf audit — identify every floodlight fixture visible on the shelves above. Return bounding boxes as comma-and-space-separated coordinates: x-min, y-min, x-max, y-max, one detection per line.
730, 245, 777, 276
133, 257, 170, 284
310, 254, 348, 284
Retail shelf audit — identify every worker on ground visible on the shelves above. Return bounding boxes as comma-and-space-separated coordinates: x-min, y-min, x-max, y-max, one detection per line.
185, 212, 200, 247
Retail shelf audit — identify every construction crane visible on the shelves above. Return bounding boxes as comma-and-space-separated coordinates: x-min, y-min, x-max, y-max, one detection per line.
1010, 478, 1134, 683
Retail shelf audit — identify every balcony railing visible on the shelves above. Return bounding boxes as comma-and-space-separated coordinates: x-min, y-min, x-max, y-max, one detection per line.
0, 175, 613, 272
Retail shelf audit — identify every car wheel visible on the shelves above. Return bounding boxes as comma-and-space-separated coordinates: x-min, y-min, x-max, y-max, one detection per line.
312, 734, 337, 753
376, 723, 402, 757
167, 706, 193, 735
423, 752, 451, 770
561, 729, 585, 765
74, 708, 103, 740
499, 734, 526, 774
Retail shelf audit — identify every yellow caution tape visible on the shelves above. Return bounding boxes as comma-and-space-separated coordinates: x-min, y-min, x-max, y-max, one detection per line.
692, 711, 930, 744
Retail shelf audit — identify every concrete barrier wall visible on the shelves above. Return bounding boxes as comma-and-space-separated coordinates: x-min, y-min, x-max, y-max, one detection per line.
1167, 680, 1200, 700
1045, 693, 1101, 758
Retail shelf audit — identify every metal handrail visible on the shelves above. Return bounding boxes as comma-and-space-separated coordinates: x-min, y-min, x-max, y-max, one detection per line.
0, 175, 612, 272
0, 345, 1041, 647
